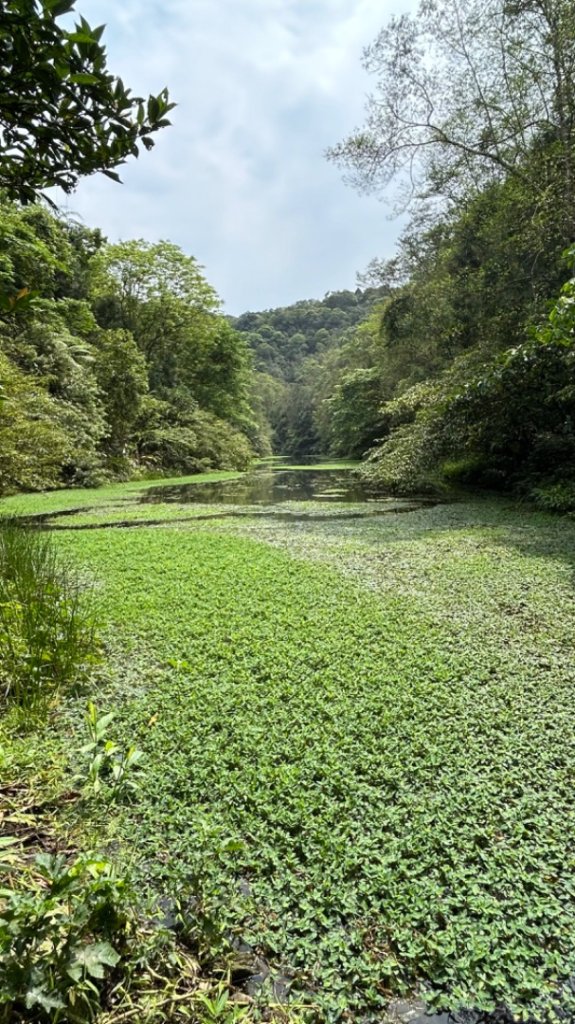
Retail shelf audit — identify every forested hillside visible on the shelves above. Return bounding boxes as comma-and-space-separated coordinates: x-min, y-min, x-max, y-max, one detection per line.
2, 0, 575, 514
232, 286, 388, 458
0, 200, 262, 495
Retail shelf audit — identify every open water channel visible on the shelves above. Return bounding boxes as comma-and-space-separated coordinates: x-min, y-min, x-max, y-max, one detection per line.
139, 459, 434, 521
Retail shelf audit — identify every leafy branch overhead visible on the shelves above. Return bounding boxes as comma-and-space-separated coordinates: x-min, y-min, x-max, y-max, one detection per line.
0, 0, 175, 203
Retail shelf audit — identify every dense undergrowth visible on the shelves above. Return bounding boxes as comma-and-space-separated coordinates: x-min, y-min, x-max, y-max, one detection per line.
4, 477, 574, 1021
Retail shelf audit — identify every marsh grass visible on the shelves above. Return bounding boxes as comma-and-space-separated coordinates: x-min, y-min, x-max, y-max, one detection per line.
0, 521, 100, 713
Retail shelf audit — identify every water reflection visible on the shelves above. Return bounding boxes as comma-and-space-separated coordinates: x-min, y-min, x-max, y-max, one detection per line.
141, 467, 377, 506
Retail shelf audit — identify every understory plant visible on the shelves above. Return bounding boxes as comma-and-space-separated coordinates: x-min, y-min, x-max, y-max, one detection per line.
0, 521, 100, 713
81, 702, 143, 801
0, 849, 132, 1023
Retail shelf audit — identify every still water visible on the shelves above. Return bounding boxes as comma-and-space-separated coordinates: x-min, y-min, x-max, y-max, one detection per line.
141, 464, 375, 507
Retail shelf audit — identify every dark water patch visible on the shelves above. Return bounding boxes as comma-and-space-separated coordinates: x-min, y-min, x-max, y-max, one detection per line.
28, 501, 437, 531
141, 467, 381, 506
1, 506, 95, 525
8, 464, 444, 531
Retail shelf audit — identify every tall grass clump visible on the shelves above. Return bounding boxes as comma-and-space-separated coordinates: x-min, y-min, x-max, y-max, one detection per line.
0, 521, 99, 713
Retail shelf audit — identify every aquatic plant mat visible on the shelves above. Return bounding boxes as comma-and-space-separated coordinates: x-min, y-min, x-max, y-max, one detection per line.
3, 469, 575, 1021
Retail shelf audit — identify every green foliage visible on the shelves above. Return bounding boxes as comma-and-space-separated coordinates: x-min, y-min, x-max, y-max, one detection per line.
234, 288, 385, 383
81, 701, 143, 801
530, 481, 575, 514
0, 849, 131, 1022
358, 381, 446, 493
321, 367, 384, 457
432, 253, 575, 490
356, 205, 575, 497
137, 404, 253, 475
0, 200, 258, 494
324, 1, 575, 499
90, 239, 219, 313
194, 981, 250, 1024
0, 521, 99, 711
0, 0, 174, 203
0, 200, 73, 298
232, 288, 387, 458
329, 0, 575, 228
440, 456, 489, 486
0, 351, 72, 494
93, 329, 148, 455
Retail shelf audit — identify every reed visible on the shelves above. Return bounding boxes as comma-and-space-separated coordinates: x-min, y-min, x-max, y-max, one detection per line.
0, 521, 99, 713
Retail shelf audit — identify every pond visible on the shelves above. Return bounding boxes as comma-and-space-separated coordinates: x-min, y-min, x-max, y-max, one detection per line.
139, 461, 430, 518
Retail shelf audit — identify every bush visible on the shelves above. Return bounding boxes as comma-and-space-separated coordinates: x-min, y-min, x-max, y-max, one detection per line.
0, 850, 132, 1023
360, 382, 446, 494
138, 411, 253, 474
0, 522, 100, 712
441, 456, 487, 484
440, 456, 509, 490
530, 480, 575, 513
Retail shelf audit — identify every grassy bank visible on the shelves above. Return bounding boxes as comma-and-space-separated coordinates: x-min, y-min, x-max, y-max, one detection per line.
2, 478, 575, 1020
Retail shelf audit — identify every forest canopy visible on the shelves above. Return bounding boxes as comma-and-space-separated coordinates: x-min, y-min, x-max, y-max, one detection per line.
0, 200, 260, 494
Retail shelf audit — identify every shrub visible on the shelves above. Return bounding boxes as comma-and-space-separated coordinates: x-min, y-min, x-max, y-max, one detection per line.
138, 412, 253, 474
0, 522, 100, 712
530, 480, 575, 513
0, 850, 132, 1023
440, 456, 508, 490
360, 382, 446, 494
441, 456, 487, 484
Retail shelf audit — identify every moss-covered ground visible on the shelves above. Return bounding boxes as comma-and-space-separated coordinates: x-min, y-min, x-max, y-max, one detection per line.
3, 474, 575, 1020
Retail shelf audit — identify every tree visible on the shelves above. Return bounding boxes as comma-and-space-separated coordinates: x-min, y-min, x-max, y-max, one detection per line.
90, 239, 218, 331
90, 239, 223, 392
0, 195, 73, 298
0, 0, 174, 203
328, 0, 575, 228
0, 349, 70, 492
323, 367, 385, 457
93, 329, 148, 455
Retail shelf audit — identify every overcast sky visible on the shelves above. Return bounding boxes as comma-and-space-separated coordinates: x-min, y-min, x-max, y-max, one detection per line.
55, 0, 417, 314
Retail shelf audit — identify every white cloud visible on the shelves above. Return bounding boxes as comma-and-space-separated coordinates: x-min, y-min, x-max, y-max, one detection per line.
56, 0, 418, 312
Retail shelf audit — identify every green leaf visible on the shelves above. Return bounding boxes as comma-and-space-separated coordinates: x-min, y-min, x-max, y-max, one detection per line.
68, 941, 120, 980
44, 0, 76, 15
0, 836, 21, 848
25, 987, 65, 1013
70, 73, 101, 85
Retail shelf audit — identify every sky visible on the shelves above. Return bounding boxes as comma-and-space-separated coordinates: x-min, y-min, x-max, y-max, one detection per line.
55, 0, 418, 314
